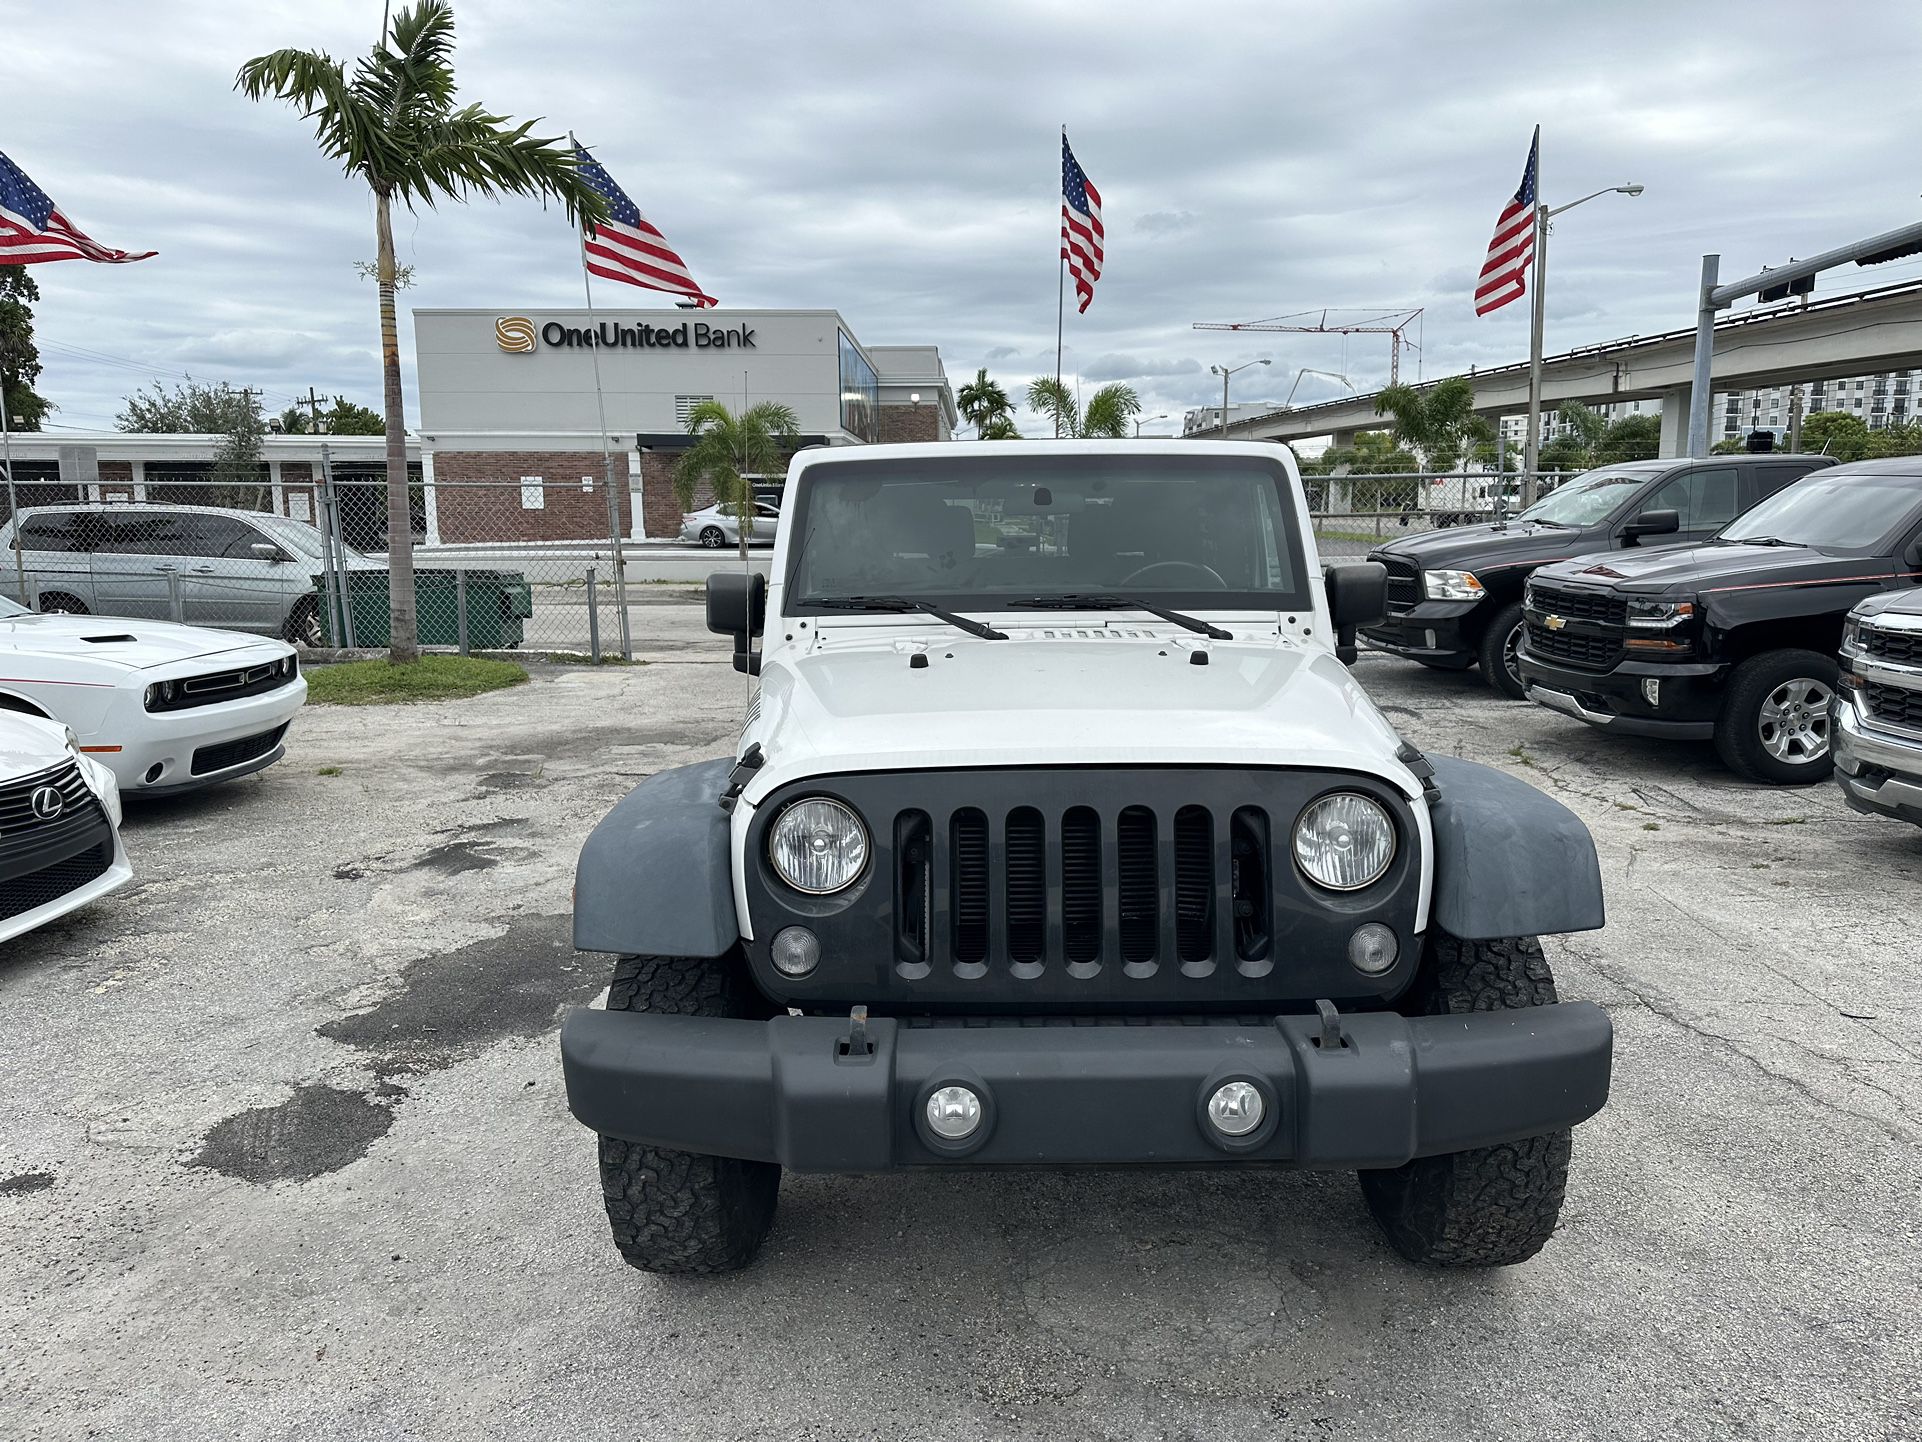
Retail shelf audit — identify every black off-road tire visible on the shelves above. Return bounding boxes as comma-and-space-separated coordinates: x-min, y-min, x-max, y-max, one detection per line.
595, 951, 780, 1275
1358, 934, 1573, 1267
1713, 648, 1839, 785
1476, 600, 1529, 700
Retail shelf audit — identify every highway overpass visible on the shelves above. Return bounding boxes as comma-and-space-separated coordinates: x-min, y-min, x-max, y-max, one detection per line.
1214, 280, 1922, 455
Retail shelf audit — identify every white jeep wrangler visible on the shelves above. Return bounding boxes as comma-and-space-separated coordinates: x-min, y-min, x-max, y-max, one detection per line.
562, 441, 1613, 1273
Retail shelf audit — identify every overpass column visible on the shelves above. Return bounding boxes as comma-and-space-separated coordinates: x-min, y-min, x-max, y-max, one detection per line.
1329, 429, 1358, 451
1657, 387, 1693, 458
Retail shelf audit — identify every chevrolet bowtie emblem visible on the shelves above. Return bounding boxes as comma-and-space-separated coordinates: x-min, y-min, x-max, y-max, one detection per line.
1544, 615, 1567, 631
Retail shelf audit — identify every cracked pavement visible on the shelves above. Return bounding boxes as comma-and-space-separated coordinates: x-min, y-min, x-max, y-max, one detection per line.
1, 618, 1918, 1441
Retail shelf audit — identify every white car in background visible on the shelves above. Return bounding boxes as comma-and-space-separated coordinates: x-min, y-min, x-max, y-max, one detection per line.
679, 499, 781, 548
0, 710, 130, 943
0, 596, 306, 796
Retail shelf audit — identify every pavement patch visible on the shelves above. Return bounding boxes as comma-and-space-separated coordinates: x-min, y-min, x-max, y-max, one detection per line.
188, 1083, 394, 1184
315, 912, 600, 1071
0, 1170, 55, 1195
409, 839, 537, 874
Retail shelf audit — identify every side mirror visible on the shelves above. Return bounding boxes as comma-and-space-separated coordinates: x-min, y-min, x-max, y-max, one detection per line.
1622, 508, 1680, 540
1903, 537, 1922, 569
1324, 561, 1387, 666
250, 542, 292, 563
706, 570, 767, 674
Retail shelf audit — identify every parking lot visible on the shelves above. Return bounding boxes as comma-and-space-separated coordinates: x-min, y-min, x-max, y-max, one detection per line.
3, 613, 1919, 1442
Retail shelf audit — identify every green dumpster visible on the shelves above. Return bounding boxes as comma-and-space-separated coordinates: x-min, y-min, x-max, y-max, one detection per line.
313, 568, 529, 649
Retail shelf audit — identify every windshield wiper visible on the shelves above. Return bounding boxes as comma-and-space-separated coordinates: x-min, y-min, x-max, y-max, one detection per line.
1727, 536, 1796, 546
1007, 593, 1233, 640
809, 594, 1008, 640
1523, 517, 1577, 529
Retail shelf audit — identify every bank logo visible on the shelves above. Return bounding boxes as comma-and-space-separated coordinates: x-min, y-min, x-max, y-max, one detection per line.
495, 316, 537, 353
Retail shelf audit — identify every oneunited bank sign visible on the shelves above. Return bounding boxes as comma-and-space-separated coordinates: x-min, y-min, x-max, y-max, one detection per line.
494, 315, 756, 353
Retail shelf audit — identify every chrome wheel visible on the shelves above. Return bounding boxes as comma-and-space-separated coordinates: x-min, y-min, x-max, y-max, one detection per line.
1757, 677, 1832, 765
699, 526, 726, 549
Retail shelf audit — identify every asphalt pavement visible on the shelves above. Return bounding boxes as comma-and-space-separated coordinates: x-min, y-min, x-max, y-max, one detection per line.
2, 617, 1918, 1441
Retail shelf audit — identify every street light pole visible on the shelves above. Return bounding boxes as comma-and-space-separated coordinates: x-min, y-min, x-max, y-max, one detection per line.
1210, 359, 1270, 438
1133, 413, 1168, 437
1520, 180, 1644, 505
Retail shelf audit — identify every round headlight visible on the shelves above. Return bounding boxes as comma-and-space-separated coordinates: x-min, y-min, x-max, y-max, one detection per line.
1294, 793, 1396, 891
769, 797, 869, 894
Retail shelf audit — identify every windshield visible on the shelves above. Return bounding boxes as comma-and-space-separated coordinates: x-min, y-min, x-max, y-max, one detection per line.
0, 595, 27, 618
786, 454, 1310, 612
1719, 470, 1922, 551
1515, 469, 1659, 526
256, 514, 361, 560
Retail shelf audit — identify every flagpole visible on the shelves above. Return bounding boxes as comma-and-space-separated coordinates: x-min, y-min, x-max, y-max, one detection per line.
1521, 124, 1546, 508
572, 137, 633, 661
0, 382, 22, 605
1055, 126, 1066, 438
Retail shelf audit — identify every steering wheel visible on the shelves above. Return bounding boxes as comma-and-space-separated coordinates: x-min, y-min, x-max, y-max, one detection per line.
1119, 560, 1227, 589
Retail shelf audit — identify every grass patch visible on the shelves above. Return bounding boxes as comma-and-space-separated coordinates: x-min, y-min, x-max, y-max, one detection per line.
1506, 743, 1537, 768
306, 655, 528, 706
1642, 821, 1661, 832
546, 652, 644, 666
316, 766, 344, 777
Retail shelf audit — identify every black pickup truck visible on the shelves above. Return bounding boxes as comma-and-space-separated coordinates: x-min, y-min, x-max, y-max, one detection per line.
1516, 459, 1922, 783
1364, 454, 1835, 697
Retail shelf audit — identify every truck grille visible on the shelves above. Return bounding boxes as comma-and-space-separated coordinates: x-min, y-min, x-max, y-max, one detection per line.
1528, 583, 1628, 626
746, 769, 1422, 1012
1524, 622, 1621, 671
1862, 625, 1922, 666
1376, 556, 1422, 613
1866, 680, 1922, 732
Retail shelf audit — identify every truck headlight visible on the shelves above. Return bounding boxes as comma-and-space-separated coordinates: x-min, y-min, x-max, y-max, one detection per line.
1626, 600, 1696, 629
769, 797, 869, 894
1840, 615, 1864, 653
1423, 569, 1485, 602
1293, 793, 1395, 892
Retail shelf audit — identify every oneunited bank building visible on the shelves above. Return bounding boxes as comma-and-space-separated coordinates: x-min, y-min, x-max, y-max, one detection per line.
414, 307, 956, 542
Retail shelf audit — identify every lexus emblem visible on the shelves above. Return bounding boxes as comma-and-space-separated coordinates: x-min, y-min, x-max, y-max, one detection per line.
1544, 615, 1567, 631
30, 785, 63, 821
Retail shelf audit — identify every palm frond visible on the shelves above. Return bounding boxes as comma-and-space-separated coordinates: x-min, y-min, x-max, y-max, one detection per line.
1080, 383, 1140, 439
394, 109, 605, 222
235, 49, 388, 179
1026, 377, 1077, 437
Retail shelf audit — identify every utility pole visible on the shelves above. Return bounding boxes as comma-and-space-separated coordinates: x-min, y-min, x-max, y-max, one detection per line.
298, 386, 329, 434
1788, 383, 1805, 453
1686, 217, 1922, 456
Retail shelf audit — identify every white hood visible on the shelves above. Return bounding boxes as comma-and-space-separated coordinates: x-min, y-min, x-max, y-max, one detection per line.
0, 710, 71, 781
739, 624, 1420, 808
0, 613, 284, 670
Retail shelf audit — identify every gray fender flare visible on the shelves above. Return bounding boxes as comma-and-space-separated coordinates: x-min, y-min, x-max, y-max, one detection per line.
1425, 756, 1605, 940
574, 756, 740, 957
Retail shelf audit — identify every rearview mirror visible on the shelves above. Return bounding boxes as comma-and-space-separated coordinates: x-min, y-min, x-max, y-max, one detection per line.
1622, 508, 1680, 539
706, 570, 767, 675
251, 542, 292, 563
1324, 562, 1387, 666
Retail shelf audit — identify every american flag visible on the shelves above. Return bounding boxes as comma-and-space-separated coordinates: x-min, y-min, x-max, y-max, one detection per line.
1475, 131, 1538, 317
574, 144, 715, 307
1060, 132, 1103, 314
0, 148, 155, 267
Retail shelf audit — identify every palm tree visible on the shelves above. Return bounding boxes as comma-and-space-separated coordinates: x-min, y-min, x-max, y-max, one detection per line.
1026, 377, 1141, 439
1373, 377, 1492, 473
674, 401, 801, 563
957, 368, 1013, 439
980, 415, 1023, 440
238, 2, 604, 662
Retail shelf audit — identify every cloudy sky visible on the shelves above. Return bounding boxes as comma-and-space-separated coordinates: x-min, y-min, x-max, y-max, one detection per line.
7, 0, 1921, 437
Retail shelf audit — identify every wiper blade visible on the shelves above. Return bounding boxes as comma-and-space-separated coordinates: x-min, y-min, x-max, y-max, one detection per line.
1728, 536, 1794, 546
810, 594, 1007, 640
1525, 518, 1576, 529
1008, 593, 1232, 640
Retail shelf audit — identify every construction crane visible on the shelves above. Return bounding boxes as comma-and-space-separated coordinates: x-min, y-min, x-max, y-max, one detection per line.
1194, 308, 1424, 386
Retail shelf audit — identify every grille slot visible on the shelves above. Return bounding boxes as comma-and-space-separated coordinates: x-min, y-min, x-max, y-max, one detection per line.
1174, 806, 1213, 964
1525, 621, 1620, 671
1379, 557, 1422, 614
1117, 806, 1158, 965
951, 809, 989, 965
1863, 626, 1922, 666
1005, 808, 1046, 965
1061, 807, 1101, 965
893, 810, 932, 967
1230, 807, 1272, 964
1866, 680, 1922, 732
1529, 585, 1628, 625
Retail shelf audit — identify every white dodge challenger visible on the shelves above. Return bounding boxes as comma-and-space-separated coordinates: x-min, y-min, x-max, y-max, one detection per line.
0, 596, 307, 796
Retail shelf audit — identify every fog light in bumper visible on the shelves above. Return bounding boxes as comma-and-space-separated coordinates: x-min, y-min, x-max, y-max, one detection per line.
925, 1085, 983, 1140
1347, 923, 1399, 975
770, 926, 820, 978
1641, 677, 1661, 707
1206, 1081, 1265, 1137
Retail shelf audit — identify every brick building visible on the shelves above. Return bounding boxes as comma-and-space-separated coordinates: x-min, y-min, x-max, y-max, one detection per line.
414, 308, 955, 542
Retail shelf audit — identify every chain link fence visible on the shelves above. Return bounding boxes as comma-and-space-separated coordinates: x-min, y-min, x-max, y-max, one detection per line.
1305, 470, 1554, 558
0, 473, 650, 660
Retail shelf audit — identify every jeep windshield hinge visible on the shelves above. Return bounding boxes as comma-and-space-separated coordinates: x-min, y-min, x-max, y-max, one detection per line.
718, 743, 766, 814
1396, 742, 1442, 805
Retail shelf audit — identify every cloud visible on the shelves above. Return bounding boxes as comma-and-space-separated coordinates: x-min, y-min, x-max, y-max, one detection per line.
1136, 209, 1195, 235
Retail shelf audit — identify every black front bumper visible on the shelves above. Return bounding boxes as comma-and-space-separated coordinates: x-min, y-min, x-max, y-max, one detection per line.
1361, 600, 1485, 664
1518, 646, 1726, 740
560, 1002, 1613, 1171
